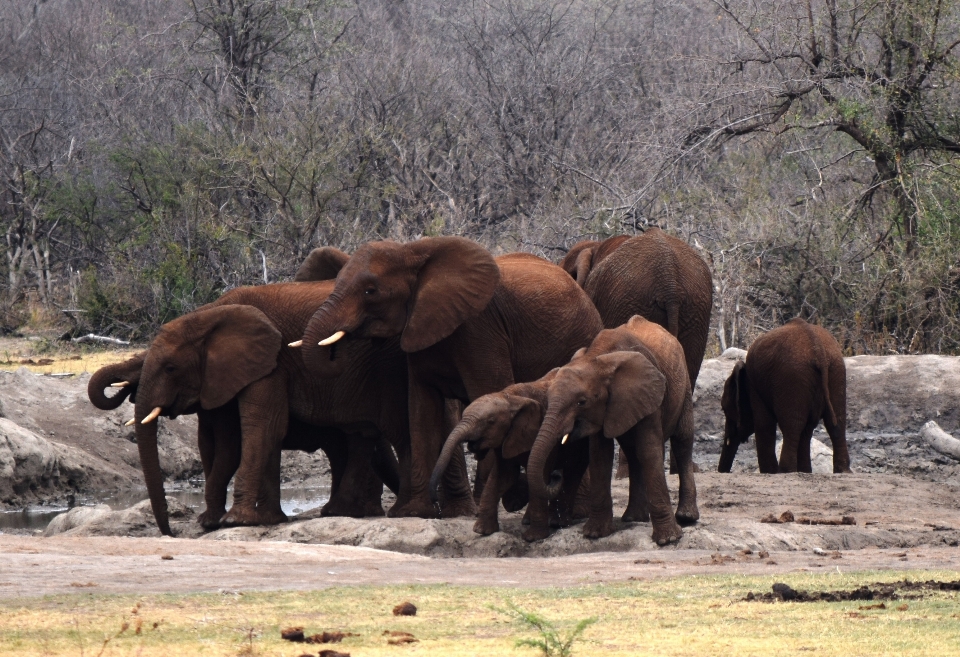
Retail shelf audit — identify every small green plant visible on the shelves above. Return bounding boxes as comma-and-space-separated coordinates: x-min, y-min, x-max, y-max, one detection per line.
495, 601, 596, 657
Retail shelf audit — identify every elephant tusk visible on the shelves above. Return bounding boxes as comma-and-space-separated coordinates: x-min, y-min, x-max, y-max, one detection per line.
124, 418, 136, 427
141, 406, 163, 424
287, 340, 303, 348
111, 381, 130, 388
561, 433, 569, 445
318, 330, 345, 346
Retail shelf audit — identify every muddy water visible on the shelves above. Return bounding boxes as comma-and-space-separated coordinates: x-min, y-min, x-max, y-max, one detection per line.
0, 484, 331, 531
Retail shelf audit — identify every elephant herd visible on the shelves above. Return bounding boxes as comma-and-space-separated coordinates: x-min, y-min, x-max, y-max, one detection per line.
87, 229, 852, 545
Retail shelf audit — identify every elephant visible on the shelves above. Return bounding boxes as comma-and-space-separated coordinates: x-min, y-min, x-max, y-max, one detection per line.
559, 228, 713, 390
102, 279, 411, 535
294, 246, 350, 282
299, 236, 604, 519
88, 357, 397, 525
718, 318, 851, 474
429, 370, 591, 540
527, 315, 699, 545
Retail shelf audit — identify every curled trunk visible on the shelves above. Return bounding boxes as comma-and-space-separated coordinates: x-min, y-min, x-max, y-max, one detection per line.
429, 418, 477, 503
134, 400, 171, 535
301, 295, 355, 377
527, 411, 566, 501
87, 356, 144, 410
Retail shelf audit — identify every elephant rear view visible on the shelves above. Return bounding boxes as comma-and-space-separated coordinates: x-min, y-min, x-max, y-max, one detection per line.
718, 318, 851, 474
560, 228, 713, 390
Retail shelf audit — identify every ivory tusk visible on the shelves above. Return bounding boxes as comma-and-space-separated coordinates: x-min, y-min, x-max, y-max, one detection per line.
318, 330, 345, 346
111, 381, 130, 388
287, 340, 303, 348
124, 418, 136, 427
561, 433, 569, 445
141, 406, 163, 424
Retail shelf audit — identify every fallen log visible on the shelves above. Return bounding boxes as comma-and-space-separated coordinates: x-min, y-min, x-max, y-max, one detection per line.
919, 421, 960, 460
71, 333, 130, 346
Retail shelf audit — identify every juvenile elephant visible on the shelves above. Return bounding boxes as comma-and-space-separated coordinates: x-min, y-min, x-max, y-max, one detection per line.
559, 228, 713, 389
429, 371, 590, 540
88, 358, 396, 525
718, 318, 851, 474
299, 237, 604, 519
527, 315, 699, 545
99, 280, 411, 535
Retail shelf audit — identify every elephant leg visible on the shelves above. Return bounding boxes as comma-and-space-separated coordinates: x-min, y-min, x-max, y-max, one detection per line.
197, 404, 241, 530
372, 436, 401, 496
635, 419, 682, 546
322, 437, 385, 518
473, 451, 495, 506
392, 379, 447, 518
671, 397, 699, 525
753, 403, 779, 474
222, 375, 289, 527
825, 415, 851, 473
619, 434, 650, 523
501, 471, 529, 513
614, 446, 629, 479
777, 415, 807, 473
571, 469, 591, 520
474, 456, 520, 536
256, 442, 284, 519
796, 422, 816, 473
582, 435, 616, 539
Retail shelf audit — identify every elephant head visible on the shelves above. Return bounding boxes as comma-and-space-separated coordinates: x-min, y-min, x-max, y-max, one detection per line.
429, 391, 543, 503
718, 360, 754, 472
527, 349, 666, 500
294, 246, 350, 282
133, 304, 282, 535
300, 237, 500, 374
558, 236, 630, 287
87, 351, 146, 410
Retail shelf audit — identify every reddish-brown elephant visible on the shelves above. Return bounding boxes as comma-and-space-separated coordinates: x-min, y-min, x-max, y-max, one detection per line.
299, 237, 604, 519
92, 280, 410, 536
559, 228, 713, 390
526, 316, 699, 545
718, 318, 851, 474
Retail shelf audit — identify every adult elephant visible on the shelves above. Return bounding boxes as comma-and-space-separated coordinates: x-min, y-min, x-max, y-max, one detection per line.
299, 237, 604, 519
94, 280, 410, 536
88, 357, 397, 525
559, 228, 713, 389
718, 318, 851, 474
527, 316, 699, 545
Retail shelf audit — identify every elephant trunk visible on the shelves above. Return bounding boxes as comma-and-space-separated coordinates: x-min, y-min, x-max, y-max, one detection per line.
527, 409, 569, 501
429, 417, 478, 504
301, 294, 359, 377
372, 437, 401, 495
134, 399, 171, 536
87, 361, 139, 410
717, 429, 741, 473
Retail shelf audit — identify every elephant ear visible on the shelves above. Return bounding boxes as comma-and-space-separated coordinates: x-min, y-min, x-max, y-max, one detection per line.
198, 305, 283, 410
598, 351, 667, 438
723, 360, 749, 429
294, 246, 350, 281
501, 396, 543, 460
400, 236, 500, 352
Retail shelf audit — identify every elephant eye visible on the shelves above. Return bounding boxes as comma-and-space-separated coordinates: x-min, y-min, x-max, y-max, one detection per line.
364, 287, 376, 296
576, 399, 586, 407
164, 364, 176, 373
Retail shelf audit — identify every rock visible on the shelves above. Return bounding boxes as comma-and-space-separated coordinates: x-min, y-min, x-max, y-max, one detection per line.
719, 347, 747, 360
772, 437, 834, 474
919, 421, 960, 460
43, 497, 195, 537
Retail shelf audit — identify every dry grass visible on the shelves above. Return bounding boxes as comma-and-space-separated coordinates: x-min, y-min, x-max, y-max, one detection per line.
0, 336, 140, 376
0, 570, 958, 656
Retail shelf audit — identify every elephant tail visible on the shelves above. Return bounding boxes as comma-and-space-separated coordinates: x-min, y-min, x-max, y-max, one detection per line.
666, 299, 680, 338
820, 363, 838, 428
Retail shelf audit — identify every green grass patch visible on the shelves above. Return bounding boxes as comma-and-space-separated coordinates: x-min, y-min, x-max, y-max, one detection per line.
1, 570, 958, 656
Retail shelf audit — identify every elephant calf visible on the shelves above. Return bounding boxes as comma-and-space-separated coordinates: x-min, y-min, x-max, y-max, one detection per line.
429, 371, 590, 541
718, 318, 851, 474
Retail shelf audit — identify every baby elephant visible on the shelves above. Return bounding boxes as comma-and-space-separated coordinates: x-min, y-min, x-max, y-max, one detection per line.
719, 318, 851, 474
429, 372, 590, 541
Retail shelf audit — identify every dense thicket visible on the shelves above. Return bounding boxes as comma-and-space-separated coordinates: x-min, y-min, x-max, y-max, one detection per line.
2, 0, 959, 352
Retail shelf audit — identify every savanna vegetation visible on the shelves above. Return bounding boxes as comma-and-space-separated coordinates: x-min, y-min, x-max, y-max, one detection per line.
3, 0, 960, 352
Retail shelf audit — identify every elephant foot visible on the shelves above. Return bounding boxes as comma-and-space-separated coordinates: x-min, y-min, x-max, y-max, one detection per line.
440, 495, 478, 518
521, 524, 552, 542
651, 521, 683, 546
675, 502, 700, 526
197, 508, 225, 530
473, 516, 499, 536
582, 515, 614, 539
521, 507, 531, 525
321, 497, 384, 518
622, 506, 650, 523
388, 497, 440, 519
221, 506, 288, 527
